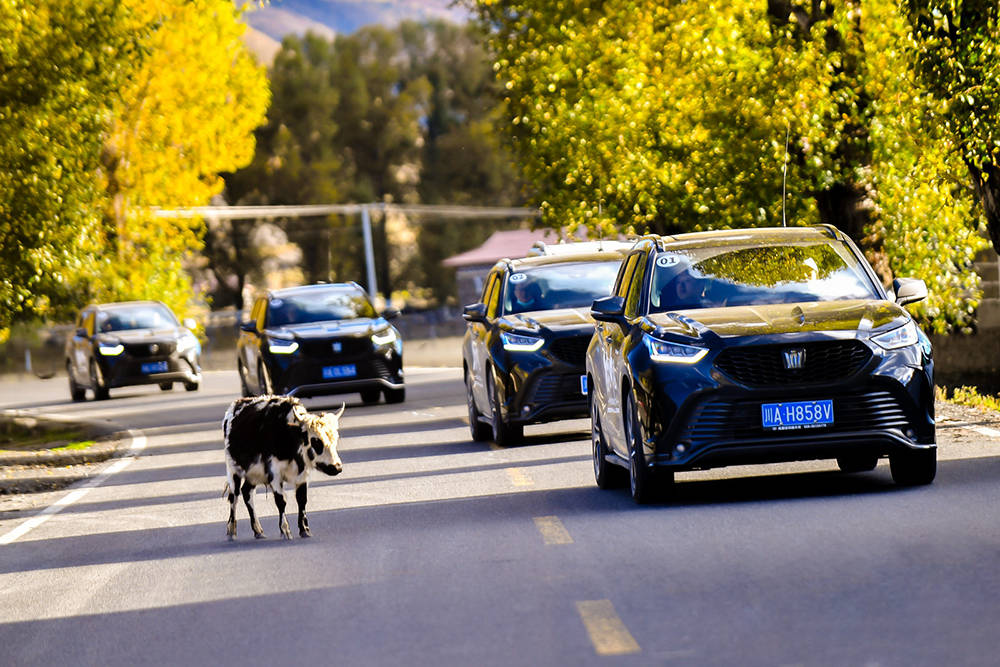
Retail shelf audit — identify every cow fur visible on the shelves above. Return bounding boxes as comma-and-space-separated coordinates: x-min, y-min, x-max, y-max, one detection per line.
222, 395, 343, 540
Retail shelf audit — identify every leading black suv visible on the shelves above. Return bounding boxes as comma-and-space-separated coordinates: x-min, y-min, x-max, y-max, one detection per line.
587, 226, 936, 503
237, 282, 404, 403
462, 245, 628, 445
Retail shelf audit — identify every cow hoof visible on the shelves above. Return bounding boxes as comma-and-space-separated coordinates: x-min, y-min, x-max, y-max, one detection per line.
227, 534, 235, 541
300, 530, 312, 538
254, 533, 266, 539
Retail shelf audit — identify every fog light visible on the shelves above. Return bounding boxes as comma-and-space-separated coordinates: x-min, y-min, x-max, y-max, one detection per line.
905, 428, 916, 440
522, 405, 532, 415
674, 443, 687, 455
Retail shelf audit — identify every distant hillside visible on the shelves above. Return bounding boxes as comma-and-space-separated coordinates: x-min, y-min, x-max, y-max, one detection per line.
243, 0, 468, 44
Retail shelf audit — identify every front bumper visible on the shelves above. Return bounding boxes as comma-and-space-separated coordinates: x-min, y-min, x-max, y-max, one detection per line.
101, 353, 201, 388
268, 349, 404, 398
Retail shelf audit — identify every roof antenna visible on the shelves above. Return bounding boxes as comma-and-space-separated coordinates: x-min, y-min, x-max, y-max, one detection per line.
782, 122, 790, 228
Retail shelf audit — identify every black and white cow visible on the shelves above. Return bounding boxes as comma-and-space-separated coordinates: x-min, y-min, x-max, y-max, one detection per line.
222, 395, 344, 540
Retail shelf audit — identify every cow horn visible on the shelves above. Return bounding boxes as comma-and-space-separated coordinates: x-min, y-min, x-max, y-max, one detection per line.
333, 403, 345, 419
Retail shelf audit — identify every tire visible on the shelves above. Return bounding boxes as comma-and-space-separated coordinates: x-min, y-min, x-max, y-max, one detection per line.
466, 372, 492, 442
488, 372, 522, 447
889, 448, 936, 486
360, 388, 381, 404
591, 393, 626, 489
837, 453, 879, 473
68, 364, 85, 402
184, 381, 199, 392
625, 389, 669, 503
89, 361, 109, 401
159, 382, 173, 391
383, 387, 405, 404
238, 361, 253, 397
258, 361, 274, 395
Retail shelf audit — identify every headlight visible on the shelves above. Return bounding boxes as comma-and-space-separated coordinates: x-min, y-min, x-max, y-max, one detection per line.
371, 328, 397, 346
872, 321, 918, 350
268, 337, 299, 354
643, 334, 707, 364
501, 332, 544, 352
98, 343, 124, 356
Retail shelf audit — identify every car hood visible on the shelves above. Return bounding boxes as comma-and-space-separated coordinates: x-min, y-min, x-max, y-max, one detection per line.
647, 300, 910, 340
98, 327, 186, 343
502, 307, 594, 332
266, 318, 388, 339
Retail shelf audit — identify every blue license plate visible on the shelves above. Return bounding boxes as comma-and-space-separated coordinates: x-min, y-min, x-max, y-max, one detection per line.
322, 364, 356, 379
141, 361, 169, 374
761, 399, 834, 430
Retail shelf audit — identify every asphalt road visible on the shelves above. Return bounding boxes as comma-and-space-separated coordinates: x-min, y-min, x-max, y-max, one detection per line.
2, 368, 1000, 666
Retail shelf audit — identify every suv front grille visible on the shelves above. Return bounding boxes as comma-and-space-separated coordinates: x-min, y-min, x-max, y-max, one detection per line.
530, 374, 585, 404
549, 335, 591, 366
298, 337, 371, 358
715, 340, 871, 387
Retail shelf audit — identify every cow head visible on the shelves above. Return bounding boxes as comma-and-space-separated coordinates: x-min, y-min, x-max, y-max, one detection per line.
300, 403, 345, 476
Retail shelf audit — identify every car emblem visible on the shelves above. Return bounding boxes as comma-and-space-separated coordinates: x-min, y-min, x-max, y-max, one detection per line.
332, 342, 342, 353
783, 348, 806, 370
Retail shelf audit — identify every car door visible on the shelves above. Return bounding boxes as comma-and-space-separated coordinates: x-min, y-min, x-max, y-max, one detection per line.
239, 298, 266, 391
70, 309, 96, 382
467, 271, 499, 411
593, 253, 639, 454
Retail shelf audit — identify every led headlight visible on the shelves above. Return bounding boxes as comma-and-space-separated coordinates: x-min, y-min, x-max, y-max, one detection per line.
98, 342, 124, 356
501, 331, 544, 352
643, 334, 707, 364
371, 328, 397, 346
268, 337, 299, 354
872, 321, 918, 350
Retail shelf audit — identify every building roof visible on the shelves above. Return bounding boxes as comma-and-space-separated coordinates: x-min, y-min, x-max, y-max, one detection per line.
442, 229, 561, 268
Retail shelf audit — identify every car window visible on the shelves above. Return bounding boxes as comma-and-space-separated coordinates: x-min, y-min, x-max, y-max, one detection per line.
97, 304, 178, 332
648, 240, 881, 313
503, 260, 622, 315
624, 253, 648, 318
266, 289, 376, 326
485, 272, 501, 319
615, 254, 639, 299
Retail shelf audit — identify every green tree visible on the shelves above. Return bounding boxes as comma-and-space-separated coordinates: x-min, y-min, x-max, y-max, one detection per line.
471, 0, 985, 331
0, 0, 138, 338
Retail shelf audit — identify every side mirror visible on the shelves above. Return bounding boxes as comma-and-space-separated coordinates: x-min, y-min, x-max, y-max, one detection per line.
239, 321, 257, 333
76, 327, 88, 339
182, 317, 197, 330
893, 278, 927, 306
381, 307, 400, 320
462, 303, 487, 323
591, 296, 626, 324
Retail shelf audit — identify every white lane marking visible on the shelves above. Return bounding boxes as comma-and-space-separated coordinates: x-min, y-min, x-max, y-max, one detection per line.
967, 425, 1000, 439
0, 430, 147, 545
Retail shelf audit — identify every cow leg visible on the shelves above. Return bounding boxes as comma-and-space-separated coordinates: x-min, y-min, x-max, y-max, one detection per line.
272, 485, 292, 540
296, 483, 311, 538
242, 478, 265, 539
226, 473, 241, 539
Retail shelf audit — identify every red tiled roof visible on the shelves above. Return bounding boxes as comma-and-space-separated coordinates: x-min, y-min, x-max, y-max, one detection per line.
442, 229, 561, 267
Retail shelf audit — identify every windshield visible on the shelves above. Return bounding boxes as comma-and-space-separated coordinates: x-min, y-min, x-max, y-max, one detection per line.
97, 304, 178, 332
267, 289, 377, 326
648, 241, 880, 313
503, 260, 622, 315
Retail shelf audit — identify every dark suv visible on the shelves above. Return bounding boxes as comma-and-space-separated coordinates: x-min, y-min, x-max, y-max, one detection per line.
462, 246, 628, 445
65, 300, 202, 401
237, 282, 404, 403
587, 226, 935, 503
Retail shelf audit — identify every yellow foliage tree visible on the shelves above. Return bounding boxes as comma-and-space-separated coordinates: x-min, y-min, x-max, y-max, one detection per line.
87, 0, 269, 317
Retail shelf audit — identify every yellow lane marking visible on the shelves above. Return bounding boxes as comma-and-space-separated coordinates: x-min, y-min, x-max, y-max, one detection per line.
506, 467, 533, 486
575, 599, 641, 656
533, 515, 573, 545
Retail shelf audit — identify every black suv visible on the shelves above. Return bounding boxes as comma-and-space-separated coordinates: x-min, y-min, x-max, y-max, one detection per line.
462, 246, 628, 445
587, 226, 936, 503
237, 283, 404, 403
65, 300, 202, 401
